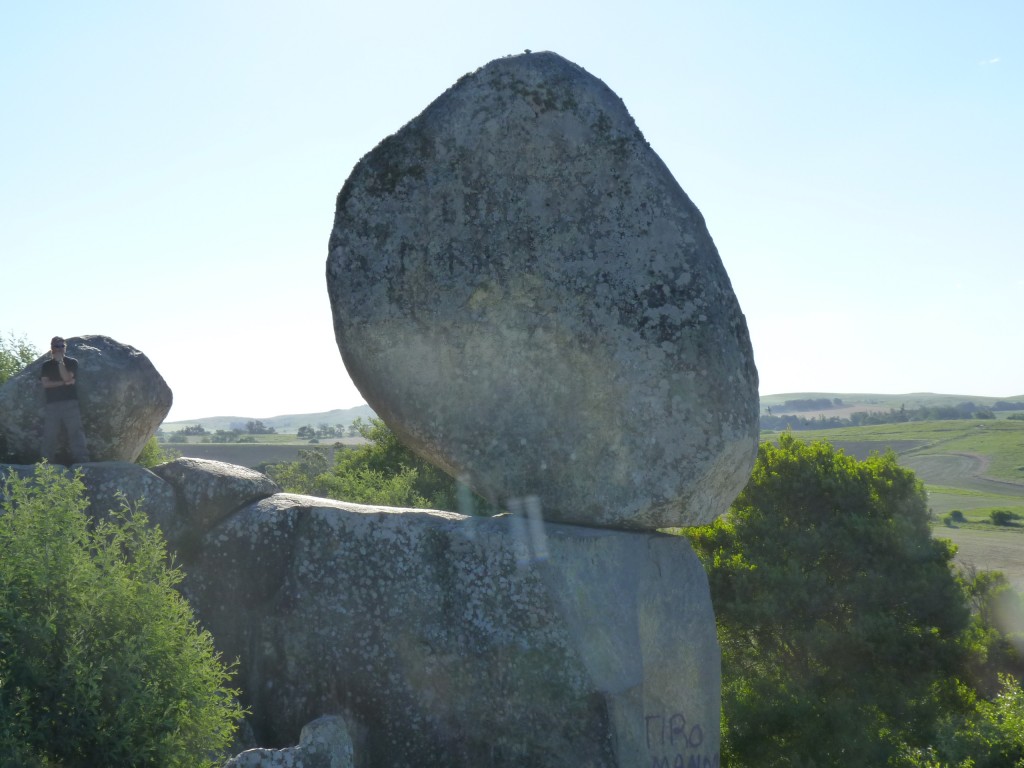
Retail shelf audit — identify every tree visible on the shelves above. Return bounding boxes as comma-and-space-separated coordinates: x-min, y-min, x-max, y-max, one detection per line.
0, 463, 245, 767
684, 434, 971, 766
268, 418, 496, 514
0, 331, 36, 385
210, 429, 243, 443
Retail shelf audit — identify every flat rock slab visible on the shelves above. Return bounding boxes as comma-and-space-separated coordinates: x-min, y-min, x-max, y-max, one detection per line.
327, 51, 758, 530
185, 494, 721, 767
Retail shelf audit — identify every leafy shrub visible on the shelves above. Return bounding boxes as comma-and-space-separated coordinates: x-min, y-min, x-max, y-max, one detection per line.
990, 509, 1020, 527
0, 464, 245, 767
942, 510, 967, 527
269, 418, 497, 514
0, 331, 36, 386
135, 436, 180, 468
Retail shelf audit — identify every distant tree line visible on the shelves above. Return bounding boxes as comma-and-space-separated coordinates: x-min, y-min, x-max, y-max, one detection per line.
774, 397, 844, 412
240, 420, 276, 435
993, 401, 1024, 411
296, 423, 360, 440
761, 401, 1011, 430
161, 420, 278, 444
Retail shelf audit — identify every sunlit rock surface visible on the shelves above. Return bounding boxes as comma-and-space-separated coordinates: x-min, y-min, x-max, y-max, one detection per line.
327, 51, 758, 530
0, 458, 720, 767
0, 335, 172, 464
185, 493, 721, 768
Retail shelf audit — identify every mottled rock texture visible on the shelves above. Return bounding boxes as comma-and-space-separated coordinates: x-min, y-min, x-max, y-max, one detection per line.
0, 458, 719, 767
222, 715, 354, 768
185, 493, 720, 768
153, 456, 282, 532
0, 335, 172, 464
0, 459, 280, 559
327, 51, 758, 531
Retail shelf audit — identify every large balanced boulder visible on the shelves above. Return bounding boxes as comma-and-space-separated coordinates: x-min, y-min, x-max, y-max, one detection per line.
0, 335, 172, 464
183, 493, 721, 768
327, 51, 758, 531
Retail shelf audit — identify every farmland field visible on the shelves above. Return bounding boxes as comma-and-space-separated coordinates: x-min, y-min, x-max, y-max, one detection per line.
934, 526, 1024, 592
763, 419, 1024, 585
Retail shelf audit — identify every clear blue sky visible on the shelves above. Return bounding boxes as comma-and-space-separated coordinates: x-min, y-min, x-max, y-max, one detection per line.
3, 2, 1021, 421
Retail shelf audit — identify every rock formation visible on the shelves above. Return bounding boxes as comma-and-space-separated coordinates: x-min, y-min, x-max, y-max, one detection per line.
0, 458, 281, 560
184, 493, 720, 768
327, 50, 759, 531
223, 716, 354, 768
0, 335, 172, 464
0, 50, 758, 768
1, 457, 720, 767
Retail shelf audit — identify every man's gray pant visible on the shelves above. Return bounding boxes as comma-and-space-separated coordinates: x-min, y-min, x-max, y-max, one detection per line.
42, 400, 90, 464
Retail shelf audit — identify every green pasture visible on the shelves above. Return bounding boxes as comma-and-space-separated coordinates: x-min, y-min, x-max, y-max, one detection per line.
763, 419, 1024, 588
760, 391, 1024, 412
762, 419, 1024, 484
160, 433, 306, 445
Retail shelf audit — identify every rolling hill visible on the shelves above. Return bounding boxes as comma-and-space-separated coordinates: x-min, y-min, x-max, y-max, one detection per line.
160, 403, 376, 434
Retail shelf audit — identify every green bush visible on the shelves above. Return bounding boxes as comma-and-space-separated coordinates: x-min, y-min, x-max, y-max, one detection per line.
135, 436, 180, 469
268, 418, 497, 514
990, 509, 1020, 527
0, 463, 245, 767
0, 331, 36, 385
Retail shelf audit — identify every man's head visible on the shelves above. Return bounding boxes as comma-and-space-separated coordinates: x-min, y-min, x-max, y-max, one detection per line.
50, 337, 66, 358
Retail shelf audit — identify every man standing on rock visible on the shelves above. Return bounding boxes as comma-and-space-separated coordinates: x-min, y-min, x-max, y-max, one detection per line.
40, 336, 89, 464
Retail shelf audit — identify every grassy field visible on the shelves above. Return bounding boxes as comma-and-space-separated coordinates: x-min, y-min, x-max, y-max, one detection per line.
764, 419, 1024, 589
156, 433, 367, 471
760, 391, 1024, 415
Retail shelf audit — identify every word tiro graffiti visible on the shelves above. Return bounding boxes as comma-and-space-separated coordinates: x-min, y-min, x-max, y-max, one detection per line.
645, 712, 719, 768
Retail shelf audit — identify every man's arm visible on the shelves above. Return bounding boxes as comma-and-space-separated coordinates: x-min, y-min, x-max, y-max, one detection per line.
56, 359, 75, 384
40, 360, 75, 388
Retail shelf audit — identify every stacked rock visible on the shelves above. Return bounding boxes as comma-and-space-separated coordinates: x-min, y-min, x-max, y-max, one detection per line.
327, 51, 758, 532
320, 50, 760, 766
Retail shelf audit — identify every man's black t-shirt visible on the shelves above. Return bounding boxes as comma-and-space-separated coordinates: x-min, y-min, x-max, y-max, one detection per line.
40, 356, 79, 404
